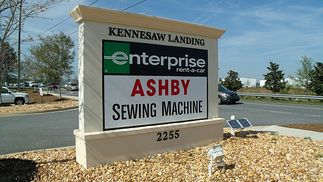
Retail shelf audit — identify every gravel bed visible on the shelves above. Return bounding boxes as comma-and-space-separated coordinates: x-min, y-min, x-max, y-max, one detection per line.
1, 128, 322, 181
0, 100, 78, 114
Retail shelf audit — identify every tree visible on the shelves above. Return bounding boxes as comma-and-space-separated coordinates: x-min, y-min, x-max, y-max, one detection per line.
0, 0, 65, 46
218, 77, 223, 85
64, 69, 75, 82
0, 39, 16, 84
29, 32, 75, 99
0, 0, 67, 87
263, 62, 286, 93
309, 62, 323, 96
19, 60, 30, 89
221, 70, 243, 91
23, 56, 39, 90
289, 56, 313, 94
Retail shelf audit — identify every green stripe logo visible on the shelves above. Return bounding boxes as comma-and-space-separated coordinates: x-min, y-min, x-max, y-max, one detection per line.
103, 42, 130, 74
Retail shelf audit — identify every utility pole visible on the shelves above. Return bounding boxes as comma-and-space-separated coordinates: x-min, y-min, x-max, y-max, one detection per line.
17, 0, 22, 91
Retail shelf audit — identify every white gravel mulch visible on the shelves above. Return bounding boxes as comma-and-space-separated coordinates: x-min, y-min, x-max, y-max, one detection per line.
1, 128, 322, 181
0, 100, 78, 114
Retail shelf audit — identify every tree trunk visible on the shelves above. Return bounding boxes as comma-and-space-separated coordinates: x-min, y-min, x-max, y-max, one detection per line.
59, 84, 62, 100
46, 76, 49, 95
58, 79, 62, 100
0, 85, 2, 104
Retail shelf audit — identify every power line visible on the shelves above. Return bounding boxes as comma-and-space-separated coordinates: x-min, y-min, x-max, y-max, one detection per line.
39, 17, 70, 36
63, 0, 128, 35
38, 0, 100, 36
68, 30, 78, 36
110, 0, 127, 9
63, 25, 78, 33
64, 0, 147, 36
89, 0, 99, 6
122, 0, 146, 11
193, 0, 225, 23
31, 0, 148, 38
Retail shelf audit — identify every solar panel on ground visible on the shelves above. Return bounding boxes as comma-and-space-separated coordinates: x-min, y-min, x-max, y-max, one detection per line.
226, 120, 242, 129
238, 118, 252, 128
226, 118, 252, 136
226, 118, 252, 130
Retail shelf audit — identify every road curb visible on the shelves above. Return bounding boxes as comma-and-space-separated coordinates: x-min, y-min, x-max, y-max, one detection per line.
0, 146, 75, 157
0, 106, 78, 117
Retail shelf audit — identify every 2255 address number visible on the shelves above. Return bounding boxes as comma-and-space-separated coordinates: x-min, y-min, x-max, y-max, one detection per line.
157, 130, 179, 141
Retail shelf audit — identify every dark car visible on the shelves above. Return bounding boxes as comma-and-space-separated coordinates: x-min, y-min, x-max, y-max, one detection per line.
218, 84, 240, 104
48, 82, 58, 89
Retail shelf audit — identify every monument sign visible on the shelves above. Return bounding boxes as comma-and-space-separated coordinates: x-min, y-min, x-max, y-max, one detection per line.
70, 5, 226, 169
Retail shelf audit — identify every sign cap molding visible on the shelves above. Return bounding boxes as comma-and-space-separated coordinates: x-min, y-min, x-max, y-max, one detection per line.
70, 5, 226, 39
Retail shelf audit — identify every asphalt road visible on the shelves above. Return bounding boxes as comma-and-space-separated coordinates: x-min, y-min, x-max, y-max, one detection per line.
0, 109, 78, 155
1, 101, 322, 155
220, 101, 323, 127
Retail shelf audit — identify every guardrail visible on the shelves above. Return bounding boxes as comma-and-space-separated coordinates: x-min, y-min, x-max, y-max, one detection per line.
238, 92, 323, 101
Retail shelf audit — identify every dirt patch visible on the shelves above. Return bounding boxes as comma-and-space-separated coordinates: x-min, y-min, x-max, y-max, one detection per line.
280, 123, 323, 132
23, 89, 68, 104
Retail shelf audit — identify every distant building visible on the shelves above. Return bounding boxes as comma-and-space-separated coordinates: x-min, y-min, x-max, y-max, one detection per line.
259, 80, 266, 87
259, 78, 302, 88
219, 77, 257, 87
240, 77, 257, 87
285, 78, 297, 86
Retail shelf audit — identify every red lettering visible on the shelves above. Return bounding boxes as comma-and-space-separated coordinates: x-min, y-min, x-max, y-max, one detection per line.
171, 80, 180, 95
146, 79, 156, 96
181, 80, 190, 95
132, 79, 190, 97
159, 79, 169, 96
131, 79, 145, 97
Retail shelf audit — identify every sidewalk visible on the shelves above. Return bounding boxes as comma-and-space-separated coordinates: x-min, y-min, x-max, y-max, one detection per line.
247, 125, 323, 141
50, 92, 78, 101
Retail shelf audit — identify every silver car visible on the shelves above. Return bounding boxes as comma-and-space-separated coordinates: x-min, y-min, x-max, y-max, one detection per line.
1, 87, 30, 105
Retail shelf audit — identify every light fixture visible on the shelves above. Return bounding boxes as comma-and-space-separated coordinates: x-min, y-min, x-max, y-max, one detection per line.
206, 144, 225, 177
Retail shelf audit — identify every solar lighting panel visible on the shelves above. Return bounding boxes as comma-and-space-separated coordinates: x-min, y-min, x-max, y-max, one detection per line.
226, 118, 252, 129
238, 118, 252, 128
227, 120, 242, 129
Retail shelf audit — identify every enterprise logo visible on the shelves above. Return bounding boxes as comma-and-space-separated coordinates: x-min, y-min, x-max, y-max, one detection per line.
104, 52, 128, 65
103, 40, 208, 76
106, 51, 206, 70
103, 41, 130, 74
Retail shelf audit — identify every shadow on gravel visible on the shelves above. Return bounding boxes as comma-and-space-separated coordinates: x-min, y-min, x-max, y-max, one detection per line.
54, 98, 68, 102
0, 104, 12, 107
223, 130, 267, 140
0, 158, 38, 182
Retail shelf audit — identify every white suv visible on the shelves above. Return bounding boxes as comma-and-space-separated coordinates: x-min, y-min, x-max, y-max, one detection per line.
29, 81, 38, 87
0, 87, 30, 105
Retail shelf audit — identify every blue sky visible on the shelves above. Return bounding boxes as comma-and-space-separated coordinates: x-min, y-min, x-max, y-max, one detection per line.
21, 0, 323, 81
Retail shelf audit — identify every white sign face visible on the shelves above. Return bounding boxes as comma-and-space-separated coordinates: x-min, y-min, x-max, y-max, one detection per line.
104, 76, 207, 129
103, 39, 208, 130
